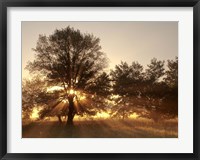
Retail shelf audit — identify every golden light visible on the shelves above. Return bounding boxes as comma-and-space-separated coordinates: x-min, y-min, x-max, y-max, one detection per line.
129, 113, 139, 119
105, 99, 116, 105
30, 108, 40, 119
62, 99, 67, 103
79, 95, 86, 100
95, 112, 110, 119
69, 89, 75, 95
47, 86, 64, 92
110, 94, 120, 99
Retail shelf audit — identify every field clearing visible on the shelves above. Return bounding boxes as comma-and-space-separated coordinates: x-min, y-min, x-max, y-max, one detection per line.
22, 118, 178, 138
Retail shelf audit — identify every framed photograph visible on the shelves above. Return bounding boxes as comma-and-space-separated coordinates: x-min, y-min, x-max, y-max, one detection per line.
0, 0, 199, 159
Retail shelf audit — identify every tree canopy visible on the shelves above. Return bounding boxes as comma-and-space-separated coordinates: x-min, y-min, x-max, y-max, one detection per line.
27, 26, 108, 92
26, 26, 109, 125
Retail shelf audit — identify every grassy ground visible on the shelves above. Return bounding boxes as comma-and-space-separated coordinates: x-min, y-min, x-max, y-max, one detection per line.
22, 118, 178, 138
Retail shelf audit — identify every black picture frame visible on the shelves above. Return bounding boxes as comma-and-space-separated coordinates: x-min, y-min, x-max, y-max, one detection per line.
0, 0, 200, 159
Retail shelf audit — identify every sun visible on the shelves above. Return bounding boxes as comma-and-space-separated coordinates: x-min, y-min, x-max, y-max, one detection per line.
69, 89, 76, 95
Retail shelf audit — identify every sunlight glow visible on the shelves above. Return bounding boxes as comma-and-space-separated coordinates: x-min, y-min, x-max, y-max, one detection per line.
95, 112, 110, 119
47, 86, 64, 92
105, 99, 116, 105
69, 89, 75, 95
62, 99, 67, 103
79, 95, 86, 100
30, 108, 40, 119
129, 113, 139, 119
110, 94, 120, 99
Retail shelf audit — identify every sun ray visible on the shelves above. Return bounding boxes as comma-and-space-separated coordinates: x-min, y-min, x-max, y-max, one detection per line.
46, 86, 64, 92
50, 101, 67, 115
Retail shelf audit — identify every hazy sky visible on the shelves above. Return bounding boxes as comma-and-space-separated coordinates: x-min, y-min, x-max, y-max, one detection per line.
22, 21, 178, 78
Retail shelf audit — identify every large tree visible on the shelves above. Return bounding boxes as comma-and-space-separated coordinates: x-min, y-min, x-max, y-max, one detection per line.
26, 26, 108, 126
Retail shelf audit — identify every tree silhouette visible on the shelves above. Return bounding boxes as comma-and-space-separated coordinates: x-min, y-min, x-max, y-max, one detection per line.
22, 77, 48, 120
26, 26, 108, 126
145, 58, 165, 83
161, 57, 178, 119
111, 61, 144, 96
22, 77, 66, 123
110, 61, 145, 119
110, 58, 178, 121
87, 72, 111, 96
138, 57, 178, 121
164, 56, 178, 88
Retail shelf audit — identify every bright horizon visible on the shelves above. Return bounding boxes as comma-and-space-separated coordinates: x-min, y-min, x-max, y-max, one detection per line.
22, 21, 178, 79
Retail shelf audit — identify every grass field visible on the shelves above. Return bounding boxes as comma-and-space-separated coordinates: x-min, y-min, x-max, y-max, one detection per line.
22, 118, 178, 138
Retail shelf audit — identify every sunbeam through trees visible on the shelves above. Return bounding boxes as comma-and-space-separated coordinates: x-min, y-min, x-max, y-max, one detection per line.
22, 23, 178, 138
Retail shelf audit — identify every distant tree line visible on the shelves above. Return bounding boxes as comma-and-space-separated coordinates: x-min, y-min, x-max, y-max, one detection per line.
109, 57, 178, 122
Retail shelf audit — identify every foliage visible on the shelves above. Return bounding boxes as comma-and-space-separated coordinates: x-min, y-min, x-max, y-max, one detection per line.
110, 57, 178, 121
164, 56, 178, 88
110, 61, 144, 96
145, 58, 165, 83
26, 26, 108, 91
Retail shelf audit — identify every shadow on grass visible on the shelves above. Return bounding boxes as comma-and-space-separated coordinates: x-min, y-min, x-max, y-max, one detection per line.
22, 118, 178, 138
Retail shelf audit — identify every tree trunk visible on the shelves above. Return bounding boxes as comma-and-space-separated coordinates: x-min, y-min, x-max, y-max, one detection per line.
66, 97, 75, 126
